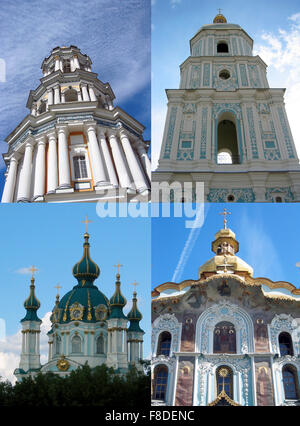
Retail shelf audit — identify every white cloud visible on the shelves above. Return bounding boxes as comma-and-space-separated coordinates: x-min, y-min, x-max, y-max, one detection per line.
0, 312, 51, 384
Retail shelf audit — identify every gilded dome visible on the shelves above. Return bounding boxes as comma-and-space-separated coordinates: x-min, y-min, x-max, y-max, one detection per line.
213, 13, 227, 24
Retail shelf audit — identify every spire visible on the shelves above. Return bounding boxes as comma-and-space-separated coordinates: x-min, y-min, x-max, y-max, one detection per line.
21, 276, 41, 322
108, 271, 127, 319
127, 289, 143, 333
72, 218, 100, 286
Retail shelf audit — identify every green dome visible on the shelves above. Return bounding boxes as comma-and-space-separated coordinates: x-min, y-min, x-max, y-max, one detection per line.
21, 278, 41, 322
72, 233, 100, 284
127, 292, 144, 333
108, 274, 127, 320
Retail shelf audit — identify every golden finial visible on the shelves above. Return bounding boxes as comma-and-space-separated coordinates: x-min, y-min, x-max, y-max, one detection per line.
113, 262, 123, 275
81, 215, 92, 233
29, 265, 38, 279
219, 208, 231, 229
54, 284, 62, 298
130, 280, 139, 294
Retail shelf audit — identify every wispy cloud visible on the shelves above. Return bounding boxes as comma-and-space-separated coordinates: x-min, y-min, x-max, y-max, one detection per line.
15, 266, 38, 275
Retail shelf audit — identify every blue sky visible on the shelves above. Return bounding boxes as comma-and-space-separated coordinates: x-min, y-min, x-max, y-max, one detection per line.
0, 0, 151, 194
0, 203, 151, 382
152, 203, 300, 290
152, 0, 300, 168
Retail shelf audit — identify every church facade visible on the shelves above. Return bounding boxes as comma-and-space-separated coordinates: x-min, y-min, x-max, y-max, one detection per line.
153, 13, 300, 202
14, 229, 144, 381
1, 46, 150, 203
151, 216, 300, 406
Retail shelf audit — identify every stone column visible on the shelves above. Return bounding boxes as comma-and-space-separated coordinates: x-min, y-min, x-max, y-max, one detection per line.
47, 130, 58, 193
17, 139, 34, 202
119, 130, 149, 194
81, 83, 90, 101
61, 91, 65, 103
54, 84, 61, 104
77, 90, 82, 101
47, 88, 53, 109
54, 55, 60, 72
97, 128, 118, 187
88, 85, 97, 101
136, 141, 151, 181
33, 135, 46, 200
108, 131, 135, 193
1, 154, 20, 202
73, 55, 80, 70
85, 122, 108, 186
57, 125, 71, 189
31, 104, 37, 116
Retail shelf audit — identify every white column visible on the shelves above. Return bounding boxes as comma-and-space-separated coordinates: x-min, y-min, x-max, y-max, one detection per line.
88, 85, 97, 101
54, 56, 60, 72
85, 122, 108, 186
54, 84, 61, 104
33, 135, 46, 200
31, 104, 37, 116
70, 57, 75, 72
77, 90, 82, 101
108, 131, 135, 193
47, 130, 58, 193
47, 88, 53, 108
136, 141, 151, 181
119, 130, 149, 194
81, 84, 90, 101
17, 139, 34, 202
97, 128, 118, 187
61, 91, 65, 103
1, 154, 19, 202
73, 55, 80, 70
57, 125, 71, 188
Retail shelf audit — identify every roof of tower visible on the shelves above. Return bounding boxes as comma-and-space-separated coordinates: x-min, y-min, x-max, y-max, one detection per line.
21, 277, 41, 322
108, 273, 127, 320
72, 232, 100, 283
127, 291, 144, 333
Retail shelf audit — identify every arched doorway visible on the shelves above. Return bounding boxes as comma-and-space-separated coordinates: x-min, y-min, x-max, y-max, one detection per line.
217, 116, 240, 164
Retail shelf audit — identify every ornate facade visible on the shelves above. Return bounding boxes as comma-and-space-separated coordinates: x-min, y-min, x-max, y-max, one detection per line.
151, 214, 300, 406
153, 13, 300, 202
15, 229, 144, 381
2, 46, 150, 203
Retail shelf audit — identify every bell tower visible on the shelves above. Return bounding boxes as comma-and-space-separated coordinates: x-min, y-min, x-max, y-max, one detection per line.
153, 13, 300, 202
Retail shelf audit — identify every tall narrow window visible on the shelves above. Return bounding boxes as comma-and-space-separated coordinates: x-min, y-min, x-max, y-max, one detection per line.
63, 59, 71, 73
279, 332, 294, 356
71, 335, 82, 353
214, 322, 236, 354
73, 155, 88, 179
283, 365, 299, 400
216, 366, 233, 398
217, 119, 240, 164
55, 335, 61, 355
96, 335, 105, 354
154, 365, 168, 401
157, 331, 172, 356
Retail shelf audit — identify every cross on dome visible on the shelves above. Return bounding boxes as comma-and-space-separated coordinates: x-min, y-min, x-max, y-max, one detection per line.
81, 215, 92, 233
113, 261, 123, 275
219, 208, 231, 229
29, 265, 38, 278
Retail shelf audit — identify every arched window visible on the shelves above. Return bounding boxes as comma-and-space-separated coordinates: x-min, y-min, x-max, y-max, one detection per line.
214, 322, 236, 354
279, 332, 294, 356
64, 87, 78, 102
157, 331, 172, 356
153, 365, 168, 401
217, 119, 240, 164
73, 155, 88, 179
55, 335, 61, 355
63, 59, 71, 73
216, 366, 233, 398
275, 196, 282, 203
283, 365, 299, 400
217, 42, 229, 53
96, 335, 105, 354
71, 335, 82, 353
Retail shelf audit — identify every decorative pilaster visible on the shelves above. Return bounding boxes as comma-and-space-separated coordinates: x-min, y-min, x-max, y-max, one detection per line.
81, 83, 90, 101
88, 85, 97, 101
47, 130, 58, 193
73, 55, 80, 70
1, 154, 20, 203
85, 122, 108, 186
32, 135, 46, 201
57, 125, 71, 189
17, 138, 34, 202
54, 84, 61, 104
136, 141, 151, 182
47, 88, 53, 108
97, 128, 118, 187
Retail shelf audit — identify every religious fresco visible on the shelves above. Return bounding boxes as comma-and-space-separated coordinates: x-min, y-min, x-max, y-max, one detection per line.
175, 358, 195, 406
255, 359, 275, 406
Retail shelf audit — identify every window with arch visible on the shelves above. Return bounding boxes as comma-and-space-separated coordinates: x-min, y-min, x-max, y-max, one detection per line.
216, 366, 233, 398
213, 322, 236, 354
275, 196, 283, 203
217, 42, 229, 53
217, 119, 240, 164
63, 59, 71, 73
55, 335, 61, 355
96, 335, 105, 354
71, 335, 82, 353
282, 365, 299, 400
157, 331, 172, 356
64, 87, 78, 102
73, 155, 88, 179
279, 332, 294, 357
153, 365, 168, 401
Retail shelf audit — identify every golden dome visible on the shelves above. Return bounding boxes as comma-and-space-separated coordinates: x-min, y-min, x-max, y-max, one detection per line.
198, 254, 254, 278
213, 13, 227, 24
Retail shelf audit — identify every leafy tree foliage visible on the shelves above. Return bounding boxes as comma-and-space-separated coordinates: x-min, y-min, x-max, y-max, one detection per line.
0, 364, 150, 407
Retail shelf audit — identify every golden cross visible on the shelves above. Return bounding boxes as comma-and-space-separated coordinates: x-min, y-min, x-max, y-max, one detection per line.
113, 262, 123, 274
218, 8, 222, 14
130, 280, 139, 292
219, 208, 231, 229
54, 284, 62, 297
29, 265, 38, 278
82, 215, 92, 233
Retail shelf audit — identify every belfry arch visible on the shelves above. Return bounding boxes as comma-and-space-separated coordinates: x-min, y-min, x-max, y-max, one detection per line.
217, 112, 240, 164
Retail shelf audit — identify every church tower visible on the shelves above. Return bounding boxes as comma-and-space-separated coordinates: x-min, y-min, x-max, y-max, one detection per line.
15, 272, 42, 380
1, 46, 150, 203
153, 13, 300, 202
